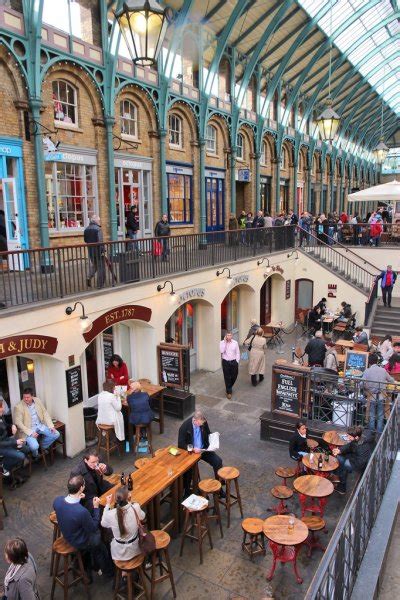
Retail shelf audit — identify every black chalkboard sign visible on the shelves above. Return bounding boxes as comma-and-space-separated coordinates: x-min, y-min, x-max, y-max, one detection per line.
66, 366, 83, 408
103, 335, 114, 369
344, 350, 368, 379
272, 369, 302, 417
157, 343, 190, 390
160, 348, 181, 384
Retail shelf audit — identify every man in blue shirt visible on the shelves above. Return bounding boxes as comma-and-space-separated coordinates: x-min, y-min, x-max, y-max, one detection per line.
178, 410, 224, 498
53, 475, 113, 580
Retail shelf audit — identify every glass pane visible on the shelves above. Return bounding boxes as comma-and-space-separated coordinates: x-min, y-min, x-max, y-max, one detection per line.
2, 180, 18, 240
17, 356, 36, 398
231, 289, 238, 330
186, 303, 194, 349
174, 308, 184, 345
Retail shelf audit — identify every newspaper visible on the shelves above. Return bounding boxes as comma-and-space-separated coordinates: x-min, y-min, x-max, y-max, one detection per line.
181, 494, 209, 510
203, 432, 220, 452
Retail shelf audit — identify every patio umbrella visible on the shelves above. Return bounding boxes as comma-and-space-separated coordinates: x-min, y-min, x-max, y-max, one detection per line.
348, 180, 400, 202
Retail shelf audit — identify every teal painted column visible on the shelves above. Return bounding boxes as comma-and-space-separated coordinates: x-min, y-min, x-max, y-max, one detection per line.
159, 129, 168, 216
30, 98, 49, 249
255, 152, 261, 212
275, 159, 281, 214
306, 167, 311, 212
199, 138, 206, 232
230, 150, 236, 214
329, 173, 334, 213
105, 116, 118, 240
292, 160, 298, 213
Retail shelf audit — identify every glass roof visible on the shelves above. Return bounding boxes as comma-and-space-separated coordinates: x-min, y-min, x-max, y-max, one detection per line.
297, 0, 400, 116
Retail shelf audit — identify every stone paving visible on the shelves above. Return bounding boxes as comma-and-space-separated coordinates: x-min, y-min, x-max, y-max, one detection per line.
0, 334, 350, 599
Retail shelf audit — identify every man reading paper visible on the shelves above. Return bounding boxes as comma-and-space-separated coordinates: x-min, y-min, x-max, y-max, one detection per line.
178, 410, 225, 499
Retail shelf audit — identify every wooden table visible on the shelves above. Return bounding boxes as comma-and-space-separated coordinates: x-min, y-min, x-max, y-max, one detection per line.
293, 475, 334, 519
302, 453, 339, 477
99, 447, 200, 536
336, 339, 354, 351
263, 515, 309, 584
323, 430, 351, 447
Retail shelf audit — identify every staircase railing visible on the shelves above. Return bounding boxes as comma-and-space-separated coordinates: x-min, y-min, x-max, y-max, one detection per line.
297, 226, 377, 293
313, 232, 381, 274
364, 276, 379, 326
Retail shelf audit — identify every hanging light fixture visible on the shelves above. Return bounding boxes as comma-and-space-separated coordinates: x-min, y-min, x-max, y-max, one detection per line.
114, 1, 171, 67
373, 66, 389, 165
65, 302, 93, 334
316, 0, 341, 142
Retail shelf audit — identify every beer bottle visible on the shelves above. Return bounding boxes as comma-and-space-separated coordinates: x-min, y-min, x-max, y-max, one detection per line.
120, 472, 125, 486
128, 473, 133, 491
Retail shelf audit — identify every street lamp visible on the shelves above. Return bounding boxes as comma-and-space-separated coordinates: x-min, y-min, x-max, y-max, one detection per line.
372, 139, 389, 165
65, 302, 93, 334
114, 0, 171, 67
316, 98, 341, 143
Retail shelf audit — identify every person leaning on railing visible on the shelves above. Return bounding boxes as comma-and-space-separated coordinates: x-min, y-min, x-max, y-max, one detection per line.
332, 426, 375, 495
361, 354, 395, 434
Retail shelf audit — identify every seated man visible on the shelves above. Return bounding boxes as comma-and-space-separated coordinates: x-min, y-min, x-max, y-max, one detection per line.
316, 297, 327, 315
353, 326, 368, 346
53, 475, 114, 579
304, 330, 326, 367
338, 301, 352, 322
178, 410, 224, 498
307, 306, 321, 334
332, 426, 375, 494
0, 397, 30, 480
13, 387, 60, 458
70, 450, 113, 512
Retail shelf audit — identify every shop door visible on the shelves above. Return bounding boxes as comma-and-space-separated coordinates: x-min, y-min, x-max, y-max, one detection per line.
117, 168, 152, 238
295, 279, 313, 320
260, 278, 271, 325
206, 177, 224, 232
221, 289, 239, 341
0, 178, 24, 269
165, 303, 197, 372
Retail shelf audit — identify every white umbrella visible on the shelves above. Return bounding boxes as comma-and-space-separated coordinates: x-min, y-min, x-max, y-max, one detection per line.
348, 180, 400, 202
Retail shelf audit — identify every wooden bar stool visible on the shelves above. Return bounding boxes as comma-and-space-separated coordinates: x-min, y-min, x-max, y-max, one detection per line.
198, 478, 224, 538
301, 516, 326, 557
132, 423, 154, 456
241, 518, 266, 561
146, 530, 176, 600
49, 511, 61, 576
217, 466, 244, 528
180, 505, 213, 564
97, 424, 121, 463
114, 554, 149, 600
275, 467, 297, 487
268, 485, 293, 515
50, 537, 90, 600
135, 457, 152, 469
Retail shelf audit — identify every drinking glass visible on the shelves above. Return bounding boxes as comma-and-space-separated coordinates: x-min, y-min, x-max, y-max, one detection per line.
288, 514, 295, 531
187, 444, 193, 454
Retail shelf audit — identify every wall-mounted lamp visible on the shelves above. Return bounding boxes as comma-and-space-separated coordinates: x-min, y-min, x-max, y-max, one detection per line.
65, 301, 93, 334
287, 250, 299, 260
216, 267, 232, 286
157, 280, 175, 295
257, 257, 272, 273
26, 360, 35, 374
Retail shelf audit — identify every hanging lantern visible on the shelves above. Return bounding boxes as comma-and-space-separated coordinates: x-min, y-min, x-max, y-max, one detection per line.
372, 139, 389, 165
114, 0, 171, 67
316, 97, 340, 143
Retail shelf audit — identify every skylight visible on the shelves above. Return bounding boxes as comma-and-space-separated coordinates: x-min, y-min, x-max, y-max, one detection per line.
297, 0, 400, 116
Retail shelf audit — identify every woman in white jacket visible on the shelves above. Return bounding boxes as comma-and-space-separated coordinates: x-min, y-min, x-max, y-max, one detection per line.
101, 486, 145, 561
96, 380, 125, 441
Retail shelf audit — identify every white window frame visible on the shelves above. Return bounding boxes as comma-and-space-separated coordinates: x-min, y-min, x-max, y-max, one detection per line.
280, 149, 286, 170
52, 79, 78, 127
120, 99, 138, 139
169, 114, 183, 148
206, 124, 217, 154
261, 141, 267, 165
236, 133, 244, 160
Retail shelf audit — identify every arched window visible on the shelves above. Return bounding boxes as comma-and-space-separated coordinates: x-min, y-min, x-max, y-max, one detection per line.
206, 124, 217, 153
52, 80, 78, 125
312, 156, 317, 175
236, 133, 244, 159
280, 148, 286, 170
261, 141, 267, 165
120, 100, 138, 138
169, 113, 183, 148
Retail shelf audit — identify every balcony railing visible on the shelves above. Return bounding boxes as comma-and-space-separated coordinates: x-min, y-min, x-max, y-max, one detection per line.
0, 226, 295, 310
332, 223, 400, 246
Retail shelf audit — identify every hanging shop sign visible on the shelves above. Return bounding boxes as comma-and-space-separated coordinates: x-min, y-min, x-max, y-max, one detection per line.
166, 164, 193, 176
236, 168, 251, 182
232, 274, 249, 285
285, 280, 291, 300
328, 284, 337, 298
66, 366, 83, 408
157, 343, 190, 390
0, 335, 58, 359
205, 169, 225, 179
83, 305, 152, 342
178, 288, 205, 304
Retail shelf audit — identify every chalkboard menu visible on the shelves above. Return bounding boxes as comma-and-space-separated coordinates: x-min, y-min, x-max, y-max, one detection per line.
344, 350, 369, 379
103, 335, 114, 369
157, 343, 190, 390
66, 366, 83, 408
271, 364, 307, 418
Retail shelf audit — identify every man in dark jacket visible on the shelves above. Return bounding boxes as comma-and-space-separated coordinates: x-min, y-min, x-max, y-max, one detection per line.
126, 206, 139, 240
70, 450, 113, 512
54, 475, 113, 578
304, 331, 326, 366
332, 427, 375, 494
338, 301, 352, 322
0, 398, 30, 478
178, 410, 223, 498
377, 265, 397, 308
154, 214, 171, 261
84, 215, 105, 288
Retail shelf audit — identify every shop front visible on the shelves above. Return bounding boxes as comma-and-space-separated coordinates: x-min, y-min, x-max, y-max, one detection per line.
114, 154, 153, 238
296, 181, 304, 215
260, 277, 271, 325
165, 301, 198, 371
205, 168, 225, 232
279, 178, 289, 214
45, 146, 98, 234
166, 163, 193, 226
0, 137, 28, 269
221, 288, 239, 341
235, 168, 251, 215
260, 176, 272, 214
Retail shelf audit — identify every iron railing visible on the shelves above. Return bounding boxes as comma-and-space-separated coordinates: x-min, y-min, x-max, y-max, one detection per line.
326, 223, 400, 246
364, 276, 379, 326
0, 226, 295, 309
297, 227, 377, 293
305, 395, 398, 600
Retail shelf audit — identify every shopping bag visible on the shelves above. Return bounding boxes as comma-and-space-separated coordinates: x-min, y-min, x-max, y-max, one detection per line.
241, 350, 249, 361
153, 240, 162, 256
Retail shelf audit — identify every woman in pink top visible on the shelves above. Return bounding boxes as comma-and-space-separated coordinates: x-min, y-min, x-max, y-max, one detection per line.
384, 353, 400, 374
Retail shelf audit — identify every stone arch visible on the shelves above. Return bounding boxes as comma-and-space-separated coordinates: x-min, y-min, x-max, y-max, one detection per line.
40, 58, 103, 106
237, 123, 255, 159
0, 44, 27, 139
167, 100, 198, 145
115, 84, 158, 151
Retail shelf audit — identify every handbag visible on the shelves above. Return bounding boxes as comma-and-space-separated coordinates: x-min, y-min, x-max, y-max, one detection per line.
240, 350, 249, 361
248, 334, 256, 352
152, 240, 162, 256
133, 506, 156, 554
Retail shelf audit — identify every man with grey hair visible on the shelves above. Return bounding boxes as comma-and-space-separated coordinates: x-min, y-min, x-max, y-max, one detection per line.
84, 215, 105, 288
178, 410, 224, 498
304, 330, 326, 367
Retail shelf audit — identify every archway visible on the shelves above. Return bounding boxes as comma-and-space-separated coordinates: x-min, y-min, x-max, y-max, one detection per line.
295, 278, 314, 321
221, 283, 256, 342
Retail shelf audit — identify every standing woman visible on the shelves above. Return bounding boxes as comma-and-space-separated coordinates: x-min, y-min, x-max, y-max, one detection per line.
107, 354, 129, 386
3, 538, 40, 600
245, 327, 267, 386
101, 487, 145, 562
